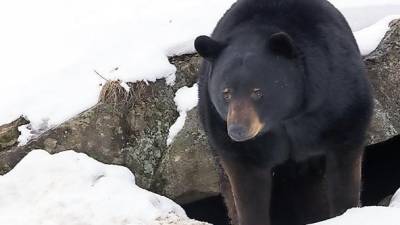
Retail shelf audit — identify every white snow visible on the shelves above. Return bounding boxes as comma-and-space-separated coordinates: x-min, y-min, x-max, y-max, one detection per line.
354, 15, 400, 55
311, 207, 400, 225
2, 150, 400, 225
1, 0, 400, 142
339, 4, 400, 31
328, 1, 400, 56
0, 0, 234, 130
331, 0, 400, 9
167, 84, 199, 145
17, 124, 35, 146
310, 190, 400, 225
0, 150, 206, 225
389, 188, 400, 208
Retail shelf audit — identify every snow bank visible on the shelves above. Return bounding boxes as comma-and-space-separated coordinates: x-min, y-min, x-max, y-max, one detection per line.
0, 150, 208, 225
389, 188, 400, 208
1, 149, 399, 225
311, 190, 400, 225
355, 15, 400, 55
1, 0, 399, 142
331, 0, 400, 9
311, 207, 400, 225
0, 0, 235, 130
331, 0, 400, 55
338, 4, 400, 31
167, 84, 199, 145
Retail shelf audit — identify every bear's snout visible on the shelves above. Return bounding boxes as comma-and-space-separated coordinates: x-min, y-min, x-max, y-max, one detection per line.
228, 124, 251, 142
227, 100, 264, 142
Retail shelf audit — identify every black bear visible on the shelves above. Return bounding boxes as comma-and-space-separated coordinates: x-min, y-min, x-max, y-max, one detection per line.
194, 0, 373, 224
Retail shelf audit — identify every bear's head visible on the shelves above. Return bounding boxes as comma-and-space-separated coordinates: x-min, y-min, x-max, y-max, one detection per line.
195, 32, 305, 142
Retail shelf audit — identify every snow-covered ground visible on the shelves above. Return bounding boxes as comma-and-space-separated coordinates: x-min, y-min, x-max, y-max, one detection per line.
312, 207, 400, 225
1, 149, 400, 225
1, 0, 400, 142
312, 203, 400, 225
0, 0, 234, 131
313, 179, 400, 225
0, 150, 209, 225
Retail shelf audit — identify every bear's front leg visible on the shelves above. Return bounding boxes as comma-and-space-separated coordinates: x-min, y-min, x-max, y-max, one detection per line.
326, 148, 363, 216
216, 157, 239, 225
221, 158, 272, 225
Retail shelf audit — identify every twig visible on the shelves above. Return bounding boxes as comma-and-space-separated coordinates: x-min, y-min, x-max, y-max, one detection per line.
94, 70, 109, 81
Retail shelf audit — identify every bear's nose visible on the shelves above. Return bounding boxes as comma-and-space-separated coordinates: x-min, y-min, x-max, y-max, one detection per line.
228, 124, 250, 142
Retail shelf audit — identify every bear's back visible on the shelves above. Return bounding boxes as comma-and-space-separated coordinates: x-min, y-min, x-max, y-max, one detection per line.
213, 0, 353, 45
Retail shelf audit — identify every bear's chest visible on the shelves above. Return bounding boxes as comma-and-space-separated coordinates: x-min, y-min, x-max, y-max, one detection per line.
214, 126, 327, 167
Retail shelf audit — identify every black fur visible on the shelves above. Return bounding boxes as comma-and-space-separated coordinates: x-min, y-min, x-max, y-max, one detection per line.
195, 35, 226, 60
269, 32, 296, 58
196, 0, 373, 225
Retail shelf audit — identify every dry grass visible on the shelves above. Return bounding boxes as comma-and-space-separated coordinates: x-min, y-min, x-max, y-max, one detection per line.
98, 80, 132, 105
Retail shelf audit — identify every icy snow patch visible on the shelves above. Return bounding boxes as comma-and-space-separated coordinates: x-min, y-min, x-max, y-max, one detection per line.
0, 150, 207, 225
354, 15, 400, 55
167, 84, 199, 145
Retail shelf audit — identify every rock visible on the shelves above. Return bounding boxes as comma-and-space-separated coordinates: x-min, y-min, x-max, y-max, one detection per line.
0, 102, 128, 175
152, 108, 219, 204
0, 116, 29, 151
0, 55, 201, 194
170, 54, 201, 88
149, 56, 219, 204
365, 19, 400, 143
0, 79, 179, 189
122, 80, 179, 188
367, 99, 398, 144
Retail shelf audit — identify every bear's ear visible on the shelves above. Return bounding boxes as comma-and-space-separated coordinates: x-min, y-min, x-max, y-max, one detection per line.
269, 32, 296, 58
195, 35, 226, 60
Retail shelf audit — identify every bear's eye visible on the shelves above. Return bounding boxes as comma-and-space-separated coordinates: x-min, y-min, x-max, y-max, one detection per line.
251, 88, 263, 100
223, 88, 232, 102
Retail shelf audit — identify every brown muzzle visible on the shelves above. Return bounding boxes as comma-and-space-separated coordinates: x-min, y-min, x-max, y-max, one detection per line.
227, 100, 264, 142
